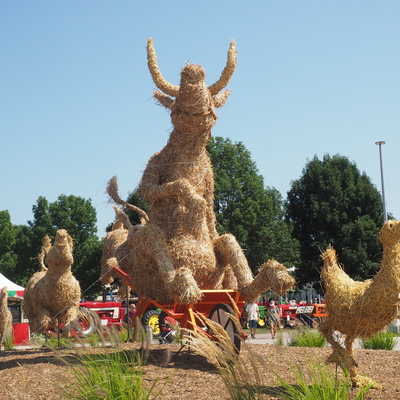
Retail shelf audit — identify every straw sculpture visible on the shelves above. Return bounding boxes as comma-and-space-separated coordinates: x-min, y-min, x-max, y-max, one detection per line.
24, 230, 81, 334
100, 218, 128, 285
0, 286, 12, 347
104, 38, 294, 305
320, 219, 400, 387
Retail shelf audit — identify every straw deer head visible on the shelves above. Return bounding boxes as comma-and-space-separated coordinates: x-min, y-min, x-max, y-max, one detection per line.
147, 38, 236, 136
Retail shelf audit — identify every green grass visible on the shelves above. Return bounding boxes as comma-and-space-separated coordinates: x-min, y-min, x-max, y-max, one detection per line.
287, 327, 326, 347
360, 330, 399, 350
273, 360, 374, 400
189, 317, 372, 400
3, 334, 14, 350
61, 349, 166, 399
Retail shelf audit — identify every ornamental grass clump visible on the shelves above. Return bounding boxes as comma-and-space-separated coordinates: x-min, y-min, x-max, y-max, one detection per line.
189, 314, 372, 400
360, 330, 399, 350
273, 360, 374, 400
52, 325, 168, 399
61, 348, 166, 400
288, 327, 326, 348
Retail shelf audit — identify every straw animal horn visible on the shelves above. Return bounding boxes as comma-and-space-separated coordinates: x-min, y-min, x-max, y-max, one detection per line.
147, 38, 237, 97
147, 38, 179, 97
208, 40, 237, 95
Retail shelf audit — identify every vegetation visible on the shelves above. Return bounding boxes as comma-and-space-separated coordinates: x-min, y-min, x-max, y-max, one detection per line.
286, 154, 384, 289
4, 195, 102, 295
360, 330, 399, 350
189, 316, 371, 400
208, 137, 300, 272
287, 327, 326, 347
273, 360, 374, 400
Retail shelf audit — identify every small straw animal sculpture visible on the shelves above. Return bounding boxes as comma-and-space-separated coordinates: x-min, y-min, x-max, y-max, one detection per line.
24, 230, 81, 334
104, 38, 294, 305
320, 219, 400, 387
0, 286, 12, 348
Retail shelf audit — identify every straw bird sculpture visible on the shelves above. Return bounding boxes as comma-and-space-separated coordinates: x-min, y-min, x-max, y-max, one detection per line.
104, 39, 294, 304
320, 220, 400, 387
0, 287, 12, 348
24, 230, 81, 334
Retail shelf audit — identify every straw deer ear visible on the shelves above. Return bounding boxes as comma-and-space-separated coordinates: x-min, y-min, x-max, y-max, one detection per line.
154, 90, 175, 109
213, 90, 231, 108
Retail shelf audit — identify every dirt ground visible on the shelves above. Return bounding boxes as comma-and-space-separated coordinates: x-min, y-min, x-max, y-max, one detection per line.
1, 341, 400, 400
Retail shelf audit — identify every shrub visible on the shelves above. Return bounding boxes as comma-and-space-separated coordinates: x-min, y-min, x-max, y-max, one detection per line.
360, 330, 399, 350
288, 327, 326, 347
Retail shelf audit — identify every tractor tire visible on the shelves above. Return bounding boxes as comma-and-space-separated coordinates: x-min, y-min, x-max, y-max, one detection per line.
141, 309, 161, 337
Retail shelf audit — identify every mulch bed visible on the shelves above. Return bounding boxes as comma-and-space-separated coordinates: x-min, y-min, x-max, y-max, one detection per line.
1, 342, 399, 399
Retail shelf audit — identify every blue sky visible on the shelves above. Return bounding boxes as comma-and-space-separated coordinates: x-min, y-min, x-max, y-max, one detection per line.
1, 1, 399, 237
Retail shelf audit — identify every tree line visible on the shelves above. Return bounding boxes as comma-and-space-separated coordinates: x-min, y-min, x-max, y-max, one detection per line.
0, 137, 387, 296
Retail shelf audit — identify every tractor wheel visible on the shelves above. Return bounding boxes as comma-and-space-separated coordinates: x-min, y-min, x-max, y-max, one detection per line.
73, 307, 101, 337
208, 303, 241, 353
141, 309, 161, 337
258, 318, 266, 328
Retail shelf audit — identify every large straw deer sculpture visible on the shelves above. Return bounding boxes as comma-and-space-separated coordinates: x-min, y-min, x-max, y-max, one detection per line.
105, 39, 294, 304
24, 230, 81, 334
0, 286, 12, 348
320, 219, 400, 387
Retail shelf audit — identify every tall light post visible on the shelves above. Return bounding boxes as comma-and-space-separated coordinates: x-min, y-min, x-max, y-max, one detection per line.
375, 141, 387, 222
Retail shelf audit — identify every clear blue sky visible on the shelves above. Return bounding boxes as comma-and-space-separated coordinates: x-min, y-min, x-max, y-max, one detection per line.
1, 1, 399, 237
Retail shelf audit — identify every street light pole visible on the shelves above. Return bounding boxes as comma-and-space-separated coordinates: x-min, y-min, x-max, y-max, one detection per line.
375, 141, 387, 222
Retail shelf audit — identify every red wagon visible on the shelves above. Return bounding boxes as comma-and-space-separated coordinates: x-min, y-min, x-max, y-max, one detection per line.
113, 266, 245, 352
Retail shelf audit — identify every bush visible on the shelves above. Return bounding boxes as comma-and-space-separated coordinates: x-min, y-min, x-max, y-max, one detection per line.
360, 330, 399, 350
288, 327, 326, 347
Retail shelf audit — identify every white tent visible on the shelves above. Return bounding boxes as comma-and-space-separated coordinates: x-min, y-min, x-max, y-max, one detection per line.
0, 273, 24, 299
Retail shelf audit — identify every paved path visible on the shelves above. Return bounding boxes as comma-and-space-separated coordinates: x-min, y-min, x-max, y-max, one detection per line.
12, 328, 400, 351
243, 328, 400, 350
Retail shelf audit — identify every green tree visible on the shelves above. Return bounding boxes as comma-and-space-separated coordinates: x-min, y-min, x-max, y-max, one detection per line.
13, 195, 102, 295
286, 154, 384, 290
0, 210, 17, 279
207, 137, 299, 271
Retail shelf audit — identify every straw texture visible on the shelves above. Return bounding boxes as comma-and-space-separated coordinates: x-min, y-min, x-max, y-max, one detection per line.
24, 230, 81, 334
103, 39, 293, 305
320, 219, 400, 387
0, 286, 12, 346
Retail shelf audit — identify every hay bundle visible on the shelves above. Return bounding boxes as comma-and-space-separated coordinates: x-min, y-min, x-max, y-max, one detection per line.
103, 39, 293, 305
0, 286, 12, 347
24, 230, 81, 334
320, 220, 400, 387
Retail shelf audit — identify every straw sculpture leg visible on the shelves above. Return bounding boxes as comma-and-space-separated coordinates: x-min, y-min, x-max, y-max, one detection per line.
214, 234, 295, 302
107, 223, 202, 304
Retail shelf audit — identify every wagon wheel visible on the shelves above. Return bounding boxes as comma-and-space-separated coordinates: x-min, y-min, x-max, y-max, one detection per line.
208, 303, 241, 353
141, 309, 161, 337
73, 307, 101, 337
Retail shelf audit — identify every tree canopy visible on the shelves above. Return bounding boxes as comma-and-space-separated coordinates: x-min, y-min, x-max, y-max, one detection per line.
207, 137, 299, 271
11, 195, 102, 296
286, 154, 384, 290
0, 210, 17, 278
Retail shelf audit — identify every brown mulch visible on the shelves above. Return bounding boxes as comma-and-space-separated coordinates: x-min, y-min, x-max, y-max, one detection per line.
1, 342, 400, 399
